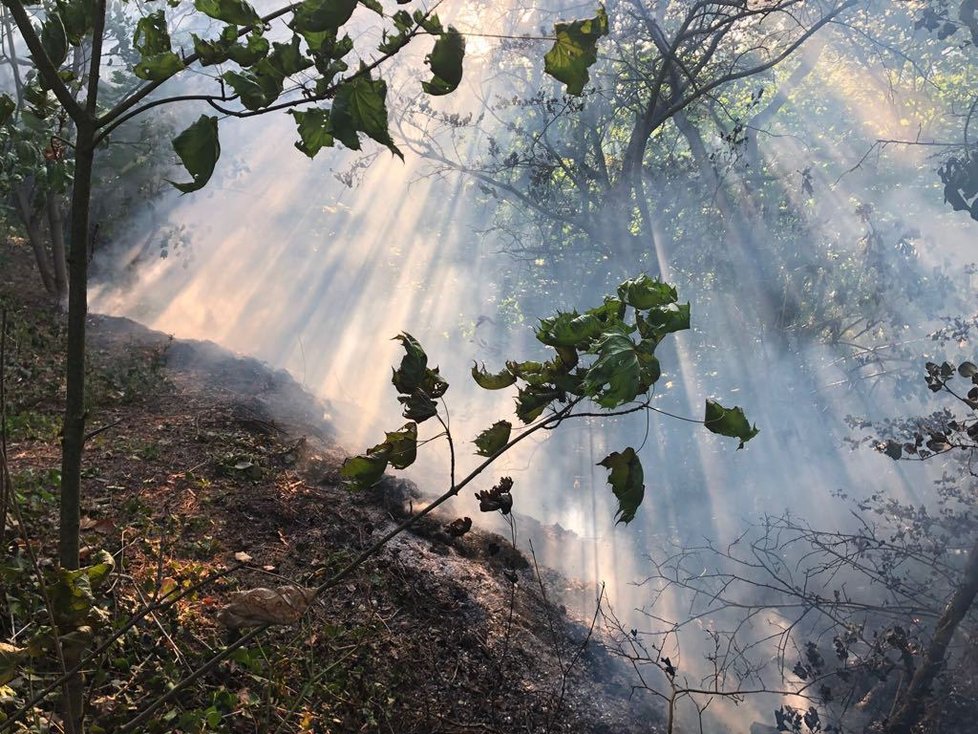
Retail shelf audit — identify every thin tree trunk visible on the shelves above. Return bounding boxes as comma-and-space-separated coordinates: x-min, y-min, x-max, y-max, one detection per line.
47, 190, 69, 308
884, 536, 978, 734
14, 186, 56, 295
59, 121, 95, 734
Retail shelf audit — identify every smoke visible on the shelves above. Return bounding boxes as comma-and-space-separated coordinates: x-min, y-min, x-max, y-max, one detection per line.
89, 1, 978, 730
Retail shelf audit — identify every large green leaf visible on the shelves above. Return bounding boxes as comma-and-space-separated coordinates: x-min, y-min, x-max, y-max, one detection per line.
581, 333, 659, 407
195, 0, 261, 26
330, 72, 402, 158
423, 27, 465, 95
292, 0, 358, 33
196, 27, 268, 67
223, 69, 280, 110
264, 36, 313, 77
598, 447, 644, 524
340, 448, 389, 489
169, 115, 221, 194
472, 362, 517, 390
638, 302, 690, 340
391, 332, 428, 394
133, 11, 184, 81
543, 6, 608, 96
617, 274, 677, 310
398, 390, 438, 422
290, 108, 335, 157
474, 420, 511, 457
228, 31, 270, 66
536, 311, 605, 348
384, 422, 418, 469
40, 13, 68, 68
56, 0, 95, 45
515, 385, 560, 424
704, 399, 759, 449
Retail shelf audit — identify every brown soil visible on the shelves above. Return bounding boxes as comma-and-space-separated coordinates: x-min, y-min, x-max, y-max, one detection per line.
0, 238, 659, 733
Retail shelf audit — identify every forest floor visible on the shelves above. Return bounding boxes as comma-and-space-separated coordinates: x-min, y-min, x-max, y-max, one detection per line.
0, 237, 660, 733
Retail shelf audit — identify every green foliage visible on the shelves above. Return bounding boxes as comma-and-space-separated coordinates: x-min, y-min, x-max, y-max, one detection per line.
194, 0, 261, 26
343, 275, 754, 524
704, 399, 760, 449
132, 11, 185, 81
473, 420, 512, 457
423, 27, 465, 96
169, 115, 220, 194
544, 6, 608, 95
597, 447, 644, 524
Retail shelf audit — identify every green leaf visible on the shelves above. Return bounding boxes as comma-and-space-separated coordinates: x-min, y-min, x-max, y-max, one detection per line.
391, 332, 428, 394
133, 11, 184, 81
515, 385, 559, 424
40, 13, 68, 68
169, 115, 221, 194
56, 0, 95, 45
598, 447, 645, 524
617, 274, 677, 310
50, 568, 95, 627
384, 422, 418, 469
85, 549, 115, 589
290, 108, 334, 157
330, 72, 402, 158
582, 333, 659, 407
340, 449, 389, 489
292, 0, 358, 33
0, 94, 15, 126
638, 302, 690, 340
472, 362, 517, 390
195, 0, 261, 26
474, 420, 512, 457
704, 399, 759, 449
228, 31, 270, 66
543, 6, 608, 96
264, 36, 313, 77
223, 69, 279, 110
398, 390, 438, 422
536, 311, 606, 348
423, 26, 465, 96
134, 52, 185, 81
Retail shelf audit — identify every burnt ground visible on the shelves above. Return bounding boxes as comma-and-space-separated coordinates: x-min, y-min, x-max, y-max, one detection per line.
0, 238, 660, 733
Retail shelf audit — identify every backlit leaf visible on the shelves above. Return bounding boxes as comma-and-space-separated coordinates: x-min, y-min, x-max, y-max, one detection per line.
423, 26, 465, 95
290, 108, 334, 157
704, 399, 759, 449
617, 274, 677, 310
293, 0, 358, 33
582, 333, 659, 407
391, 332, 428, 394
384, 422, 418, 469
515, 385, 559, 424
536, 311, 604, 348
195, 0, 261, 26
133, 10, 184, 81
598, 447, 644, 524
474, 420, 511, 457
472, 362, 517, 390
169, 115, 221, 194
543, 6, 608, 95
330, 72, 402, 158
340, 445, 389, 488
639, 302, 690, 339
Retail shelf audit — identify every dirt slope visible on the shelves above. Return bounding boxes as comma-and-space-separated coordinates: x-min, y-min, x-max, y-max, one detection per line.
1, 238, 659, 733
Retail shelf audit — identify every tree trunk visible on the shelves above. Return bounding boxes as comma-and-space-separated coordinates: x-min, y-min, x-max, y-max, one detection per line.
59, 121, 95, 734
884, 536, 978, 734
14, 186, 57, 295
47, 190, 69, 308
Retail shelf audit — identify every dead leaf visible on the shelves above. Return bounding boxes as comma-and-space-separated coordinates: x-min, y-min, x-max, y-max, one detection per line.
217, 585, 316, 628
234, 551, 253, 563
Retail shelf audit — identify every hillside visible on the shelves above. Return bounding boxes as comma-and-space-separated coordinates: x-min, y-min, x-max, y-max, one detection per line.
0, 238, 657, 733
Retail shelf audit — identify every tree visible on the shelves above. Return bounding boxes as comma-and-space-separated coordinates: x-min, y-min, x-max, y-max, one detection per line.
0, 0, 616, 729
